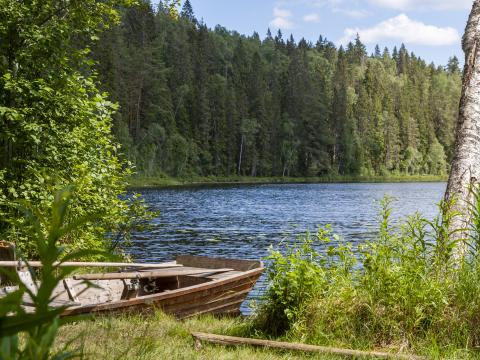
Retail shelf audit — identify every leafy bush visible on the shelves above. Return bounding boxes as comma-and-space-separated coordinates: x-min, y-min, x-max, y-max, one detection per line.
257, 194, 480, 357
0, 0, 150, 259
256, 230, 325, 335
256, 225, 359, 336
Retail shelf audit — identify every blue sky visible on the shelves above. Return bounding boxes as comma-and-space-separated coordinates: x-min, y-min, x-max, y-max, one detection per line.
185, 0, 473, 66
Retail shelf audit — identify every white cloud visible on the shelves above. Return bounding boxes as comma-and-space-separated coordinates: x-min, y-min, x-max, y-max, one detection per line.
281, 0, 471, 11
303, 13, 320, 22
339, 14, 460, 46
369, 0, 472, 10
274, 7, 293, 18
270, 17, 295, 29
280, 0, 361, 9
336, 8, 371, 18
276, 0, 371, 19
270, 7, 295, 29
276, 0, 324, 6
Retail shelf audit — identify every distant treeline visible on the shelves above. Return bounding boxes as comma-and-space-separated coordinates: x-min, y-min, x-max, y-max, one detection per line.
92, 0, 461, 178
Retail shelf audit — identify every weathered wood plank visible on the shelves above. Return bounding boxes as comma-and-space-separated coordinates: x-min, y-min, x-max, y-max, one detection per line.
181, 299, 245, 319
73, 268, 234, 281
22, 298, 81, 307
153, 275, 261, 311
0, 261, 180, 269
158, 281, 255, 312
176, 255, 262, 271
63, 278, 79, 302
209, 303, 242, 316
52, 279, 126, 305
18, 271, 37, 294
191, 332, 426, 360
161, 287, 252, 317
203, 271, 243, 280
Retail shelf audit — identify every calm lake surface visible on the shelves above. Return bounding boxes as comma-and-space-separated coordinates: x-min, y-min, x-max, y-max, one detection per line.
128, 182, 446, 311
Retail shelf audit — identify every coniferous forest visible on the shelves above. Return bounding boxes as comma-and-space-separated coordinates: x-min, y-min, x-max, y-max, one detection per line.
92, 0, 462, 178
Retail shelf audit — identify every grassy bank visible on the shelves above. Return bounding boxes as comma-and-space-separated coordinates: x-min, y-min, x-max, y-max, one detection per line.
251, 197, 480, 360
128, 174, 447, 188
56, 312, 344, 360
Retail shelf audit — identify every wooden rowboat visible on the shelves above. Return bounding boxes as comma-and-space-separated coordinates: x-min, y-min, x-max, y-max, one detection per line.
1, 255, 264, 319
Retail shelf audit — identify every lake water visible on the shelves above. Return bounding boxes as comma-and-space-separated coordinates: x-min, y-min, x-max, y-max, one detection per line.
128, 182, 446, 311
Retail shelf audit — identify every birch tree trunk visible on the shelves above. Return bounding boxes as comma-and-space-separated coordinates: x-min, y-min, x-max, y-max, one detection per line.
238, 134, 244, 175
445, 0, 480, 254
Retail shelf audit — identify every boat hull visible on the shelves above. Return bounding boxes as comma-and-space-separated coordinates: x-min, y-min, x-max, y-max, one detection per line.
61, 267, 263, 319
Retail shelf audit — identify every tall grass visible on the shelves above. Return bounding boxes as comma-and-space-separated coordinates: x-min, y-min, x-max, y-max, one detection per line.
256, 193, 480, 358
55, 312, 345, 360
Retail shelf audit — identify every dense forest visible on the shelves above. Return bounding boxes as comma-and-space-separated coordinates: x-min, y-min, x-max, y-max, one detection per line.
92, 0, 462, 178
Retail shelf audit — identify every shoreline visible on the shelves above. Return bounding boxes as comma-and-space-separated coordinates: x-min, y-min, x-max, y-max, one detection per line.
127, 174, 448, 189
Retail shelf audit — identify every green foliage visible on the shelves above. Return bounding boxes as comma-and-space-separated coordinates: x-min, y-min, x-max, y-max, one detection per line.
0, 0, 151, 258
0, 187, 108, 359
426, 139, 447, 175
92, 3, 460, 180
165, 0, 181, 18
256, 226, 357, 337
256, 230, 327, 335
257, 194, 480, 357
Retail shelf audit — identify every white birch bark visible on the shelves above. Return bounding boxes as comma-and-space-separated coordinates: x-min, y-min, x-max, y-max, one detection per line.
445, 0, 480, 254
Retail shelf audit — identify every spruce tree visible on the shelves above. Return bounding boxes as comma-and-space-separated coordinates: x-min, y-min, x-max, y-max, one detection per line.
181, 0, 196, 22
266, 28, 273, 40
447, 56, 461, 74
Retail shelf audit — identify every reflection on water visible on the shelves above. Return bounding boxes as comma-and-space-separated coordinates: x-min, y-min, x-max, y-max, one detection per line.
128, 182, 446, 312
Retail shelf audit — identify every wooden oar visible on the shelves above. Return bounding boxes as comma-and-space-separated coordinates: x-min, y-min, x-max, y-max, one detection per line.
73, 268, 234, 280
191, 332, 426, 360
0, 261, 180, 269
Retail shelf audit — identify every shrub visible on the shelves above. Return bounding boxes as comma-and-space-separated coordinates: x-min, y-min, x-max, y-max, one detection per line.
255, 225, 357, 336
256, 194, 480, 357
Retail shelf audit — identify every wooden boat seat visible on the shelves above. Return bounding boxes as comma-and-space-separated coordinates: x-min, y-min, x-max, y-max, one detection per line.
72, 267, 234, 281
